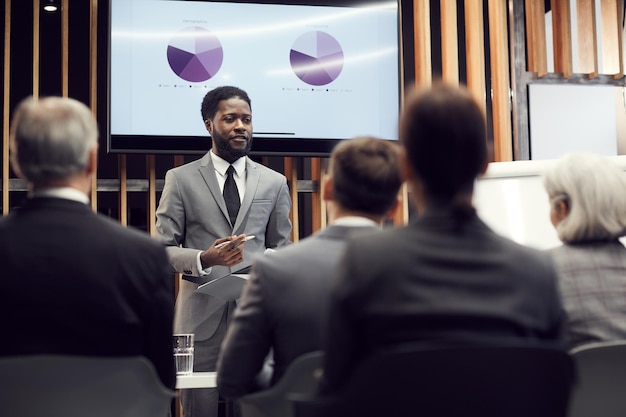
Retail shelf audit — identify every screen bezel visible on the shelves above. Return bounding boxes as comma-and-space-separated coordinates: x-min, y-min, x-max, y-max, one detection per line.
106, 0, 410, 156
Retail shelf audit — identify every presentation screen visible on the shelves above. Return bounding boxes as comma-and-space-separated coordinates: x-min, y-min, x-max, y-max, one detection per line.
108, 0, 402, 155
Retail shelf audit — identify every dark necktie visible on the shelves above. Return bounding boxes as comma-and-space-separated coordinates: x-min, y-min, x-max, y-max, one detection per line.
223, 165, 240, 226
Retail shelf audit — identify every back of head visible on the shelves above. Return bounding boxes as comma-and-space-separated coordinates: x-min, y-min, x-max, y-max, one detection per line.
400, 83, 487, 201
200, 85, 251, 121
330, 136, 402, 216
543, 152, 626, 243
9, 96, 98, 186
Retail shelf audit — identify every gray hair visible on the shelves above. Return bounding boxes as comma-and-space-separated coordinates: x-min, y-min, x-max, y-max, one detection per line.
543, 152, 626, 243
9, 96, 98, 185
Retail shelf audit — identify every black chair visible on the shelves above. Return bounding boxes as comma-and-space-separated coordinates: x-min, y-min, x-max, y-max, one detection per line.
291, 343, 575, 417
0, 355, 175, 417
238, 350, 324, 417
568, 340, 626, 417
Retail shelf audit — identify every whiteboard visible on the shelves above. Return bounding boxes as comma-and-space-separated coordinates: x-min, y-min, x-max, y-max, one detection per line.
473, 157, 626, 250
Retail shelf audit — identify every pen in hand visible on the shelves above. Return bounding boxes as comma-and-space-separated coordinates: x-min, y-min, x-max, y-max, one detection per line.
215, 235, 255, 249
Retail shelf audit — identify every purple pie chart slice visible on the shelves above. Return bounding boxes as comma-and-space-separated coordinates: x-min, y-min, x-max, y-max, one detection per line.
290, 31, 343, 86
167, 27, 223, 82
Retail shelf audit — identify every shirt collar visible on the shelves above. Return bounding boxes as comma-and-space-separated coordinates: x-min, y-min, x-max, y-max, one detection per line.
210, 151, 247, 177
31, 187, 90, 205
332, 216, 379, 228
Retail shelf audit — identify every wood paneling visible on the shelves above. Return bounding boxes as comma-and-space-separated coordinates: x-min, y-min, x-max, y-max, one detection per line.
440, 0, 459, 85
310, 158, 323, 233
413, 0, 432, 86
576, 0, 598, 76
488, 0, 513, 161
600, 0, 624, 77
90, 0, 98, 209
284, 157, 299, 242
464, 0, 486, 111
3, 0, 10, 215
551, 0, 574, 77
32, 0, 39, 98
525, 0, 548, 76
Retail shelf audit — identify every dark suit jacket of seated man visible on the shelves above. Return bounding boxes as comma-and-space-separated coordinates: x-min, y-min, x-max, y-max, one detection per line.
318, 84, 567, 394
0, 96, 176, 389
216, 136, 403, 399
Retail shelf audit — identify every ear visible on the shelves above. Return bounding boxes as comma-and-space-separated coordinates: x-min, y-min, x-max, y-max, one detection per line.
204, 119, 212, 135
322, 175, 333, 202
554, 199, 570, 222
384, 195, 401, 220
86, 144, 98, 176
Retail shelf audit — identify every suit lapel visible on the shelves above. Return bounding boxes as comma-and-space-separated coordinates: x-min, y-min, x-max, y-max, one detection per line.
198, 153, 231, 226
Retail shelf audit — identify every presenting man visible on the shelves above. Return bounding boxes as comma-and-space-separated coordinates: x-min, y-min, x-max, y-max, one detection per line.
156, 86, 292, 417
0, 96, 175, 389
217, 137, 402, 400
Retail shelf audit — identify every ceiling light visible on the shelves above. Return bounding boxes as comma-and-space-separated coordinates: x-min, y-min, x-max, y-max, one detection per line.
43, 1, 58, 12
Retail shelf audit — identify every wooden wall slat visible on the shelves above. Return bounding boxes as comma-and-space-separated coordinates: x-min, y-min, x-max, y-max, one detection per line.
392, 183, 409, 226
464, 0, 486, 111
118, 155, 127, 225
147, 155, 156, 236
33, 0, 39, 99
551, 0, 574, 78
310, 158, 323, 232
576, 0, 598, 76
488, 0, 513, 161
284, 157, 299, 242
3, 0, 10, 215
600, 0, 624, 77
61, 0, 68, 97
440, 0, 459, 85
413, 0, 432, 87
90, 0, 98, 209
525, 0, 548, 76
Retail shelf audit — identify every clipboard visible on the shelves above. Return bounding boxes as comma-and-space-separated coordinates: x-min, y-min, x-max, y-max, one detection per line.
196, 273, 250, 301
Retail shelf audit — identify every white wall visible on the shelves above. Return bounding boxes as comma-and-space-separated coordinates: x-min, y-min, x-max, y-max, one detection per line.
473, 156, 626, 250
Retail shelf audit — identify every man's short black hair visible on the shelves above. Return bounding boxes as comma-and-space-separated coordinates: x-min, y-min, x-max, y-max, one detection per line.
201, 86, 252, 121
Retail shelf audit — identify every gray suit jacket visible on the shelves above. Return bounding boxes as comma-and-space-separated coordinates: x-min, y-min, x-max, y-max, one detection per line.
156, 153, 291, 346
216, 224, 378, 399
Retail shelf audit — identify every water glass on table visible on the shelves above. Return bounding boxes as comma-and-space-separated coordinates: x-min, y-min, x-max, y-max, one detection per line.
173, 333, 194, 375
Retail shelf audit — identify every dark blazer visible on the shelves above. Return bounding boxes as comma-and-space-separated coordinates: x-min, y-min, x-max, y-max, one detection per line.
0, 197, 176, 389
320, 207, 566, 393
217, 224, 377, 399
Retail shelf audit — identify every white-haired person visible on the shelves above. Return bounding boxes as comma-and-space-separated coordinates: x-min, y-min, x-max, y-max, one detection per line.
544, 152, 626, 349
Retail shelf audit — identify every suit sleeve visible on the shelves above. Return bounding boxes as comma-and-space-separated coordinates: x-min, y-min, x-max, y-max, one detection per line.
156, 169, 204, 276
264, 177, 292, 249
217, 260, 273, 399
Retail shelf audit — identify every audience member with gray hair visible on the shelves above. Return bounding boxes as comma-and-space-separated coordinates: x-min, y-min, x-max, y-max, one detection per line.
544, 151, 626, 349
0, 96, 176, 389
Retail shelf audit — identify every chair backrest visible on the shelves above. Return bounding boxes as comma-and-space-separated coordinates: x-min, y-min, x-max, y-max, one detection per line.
0, 355, 176, 417
569, 340, 626, 417
238, 350, 324, 417
292, 344, 575, 417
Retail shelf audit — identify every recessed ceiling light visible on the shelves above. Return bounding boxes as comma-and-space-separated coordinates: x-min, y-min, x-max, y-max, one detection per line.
43, 1, 58, 12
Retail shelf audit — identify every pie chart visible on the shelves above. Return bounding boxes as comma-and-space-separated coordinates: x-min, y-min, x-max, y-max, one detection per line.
167, 27, 223, 82
290, 31, 344, 86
